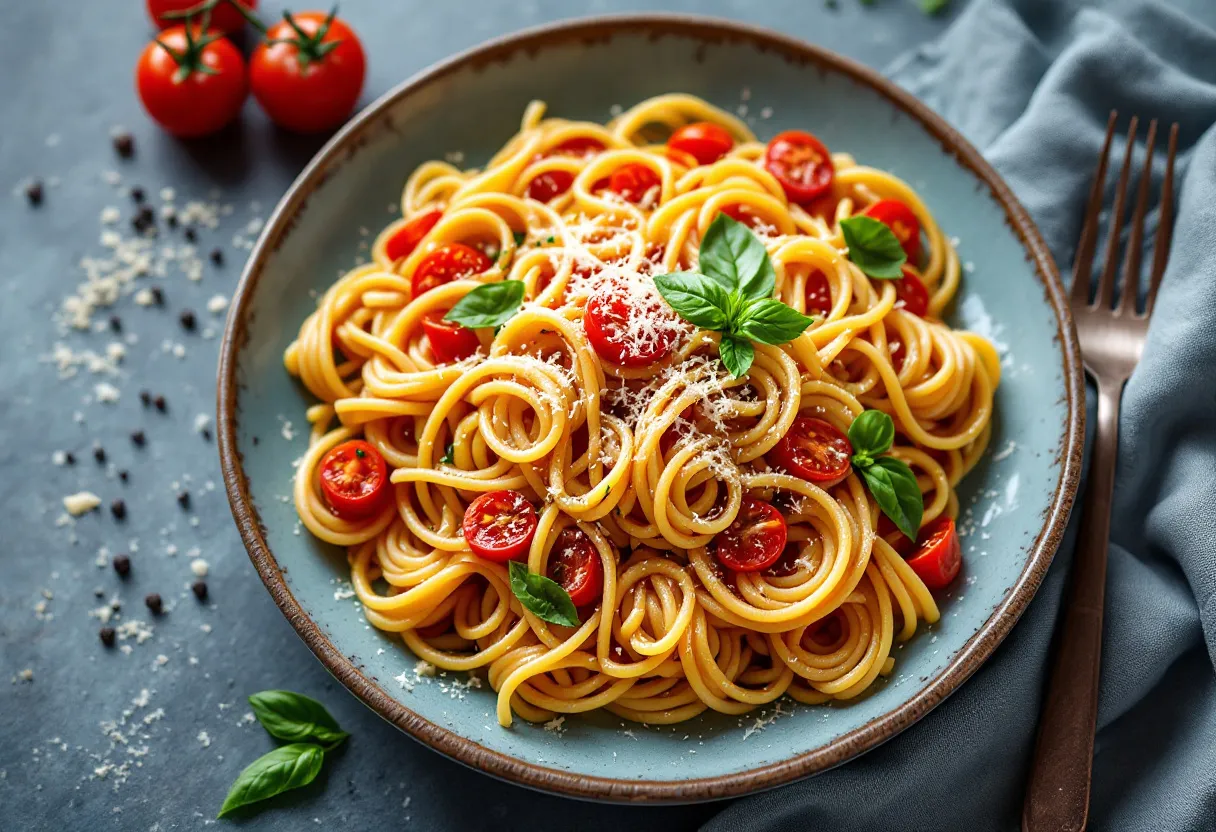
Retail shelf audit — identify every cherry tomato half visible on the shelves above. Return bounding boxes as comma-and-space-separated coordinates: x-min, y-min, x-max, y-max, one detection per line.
715, 496, 788, 573
386, 210, 442, 262
865, 199, 922, 264
250, 11, 366, 134
904, 516, 962, 590
607, 163, 660, 204
721, 204, 764, 229
411, 243, 492, 297
462, 490, 539, 563
147, 0, 257, 35
583, 287, 679, 367
318, 439, 389, 519
667, 122, 734, 166
421, 311, 480, 363
894, 266, 929, 317
764, 130, 835, 204
805, 269, 833, 317
525, 170, 574, 202
547, 527, 603, 607
136, 26, 248, 138
545, 137, 605, 157
768, 417, 853, 483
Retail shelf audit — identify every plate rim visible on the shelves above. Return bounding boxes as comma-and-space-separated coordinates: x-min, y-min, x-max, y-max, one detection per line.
217, 12, 1085, 804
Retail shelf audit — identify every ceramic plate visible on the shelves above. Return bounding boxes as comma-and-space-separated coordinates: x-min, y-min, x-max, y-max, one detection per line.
219, 15, 1083, 803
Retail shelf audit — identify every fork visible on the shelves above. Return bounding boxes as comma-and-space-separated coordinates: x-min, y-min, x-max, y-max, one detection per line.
1022, 113, 1179, 832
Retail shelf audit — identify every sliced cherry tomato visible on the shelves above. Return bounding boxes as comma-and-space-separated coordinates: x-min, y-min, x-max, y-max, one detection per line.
607, 163, 660, 204
547, 137, 605, 157
136, 26, 248, 138
411, 243, 492, 297
905, 516, 962, 590
894, 266, 929, 317
147, 0, 257, 34
667, 122, 734, 166
764, 130, 835, 204
421, 311, 480, 363
462, 490, 538, 562
547, 527, 604, 607
715, 496, 788, 573
805, 269, 833, 316
318, 439, 389, 519
250, 11, 366, 134
385, 210, 442, 262
583, 287, 679, 367
525, 170, 574, 202
865, 199, 922, 264
721, 204, 763, 229
769, 417, 853, 483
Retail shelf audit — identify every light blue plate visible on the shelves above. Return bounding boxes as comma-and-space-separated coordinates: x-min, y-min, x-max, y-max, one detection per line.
218, 15, 1083, 803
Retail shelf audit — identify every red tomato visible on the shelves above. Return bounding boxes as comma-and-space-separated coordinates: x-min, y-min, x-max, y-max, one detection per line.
386, 210, 442, 262
721, 204, 762, 229
607, 163, 660, 204
667, 122, 734, 165
583, 288, 678, 367
318, 439, 389, 519
865, 199, 922, 264
715, 496, 788, 573
147, 0, 257, 34
421, 312, 480, 363
545, 137, 604, 157
547, 527, 603, 607
768, 417, 853, 483
764, 130, 835, 204
894, 266, 929, 317
904, 516, 962, 590
462, 490, 538, 562
250, 11, 366, 134
805, 269, 832, 316
411, 243, 492, 297
135, 26, 247, 138
525, 170, 574, 202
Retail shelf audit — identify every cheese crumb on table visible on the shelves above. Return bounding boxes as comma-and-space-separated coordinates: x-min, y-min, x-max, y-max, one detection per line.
63, 491, 102, 516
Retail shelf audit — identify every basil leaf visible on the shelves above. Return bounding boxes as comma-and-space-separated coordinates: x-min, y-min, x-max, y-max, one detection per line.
653, 272, 733, 330
508, 561, 579, 627
512, 230, 527, 246
444, 280, 525, 329
921, 0, 951, 14
699, 214, 775, 299
217, 743, 325, 818
439, 443, 455, 465
735, 298, 813, 345
840, 216, 907, 279
248, 690, 349, 747
718, 332, 755, 378
847, 409, 895, 458
858, 456, 923, 541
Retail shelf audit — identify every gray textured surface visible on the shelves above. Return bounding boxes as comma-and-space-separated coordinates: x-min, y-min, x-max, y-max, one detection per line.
0, 1, 956, 829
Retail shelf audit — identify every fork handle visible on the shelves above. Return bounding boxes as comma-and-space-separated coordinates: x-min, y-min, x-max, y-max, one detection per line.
1023, 376, 1123, 832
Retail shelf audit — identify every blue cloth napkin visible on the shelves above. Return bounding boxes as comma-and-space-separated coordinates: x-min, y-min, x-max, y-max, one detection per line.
707, 1, 1216, 829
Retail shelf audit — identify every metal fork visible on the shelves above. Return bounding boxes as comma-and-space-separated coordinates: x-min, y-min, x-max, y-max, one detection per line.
1023, 113, 1179, 832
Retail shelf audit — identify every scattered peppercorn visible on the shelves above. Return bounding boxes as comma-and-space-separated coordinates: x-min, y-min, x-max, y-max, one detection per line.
118, 469, 129, 483
153, 394, 167, 413
184, 227, 197, 243
201, 428, 213, 442
191, 581, 209, 601
113, 132, 135, 158
99, 626, 117, 647
177, 490, 191, 509
130, 186, 145, 203
110, 499, 126, 520
63, 452, 76, 466
94, 446, 106, 464
131, 430, 146, 447
144, 593, 163, 614
167, 213, 178, 229
25, 180, 43, 205
210, 248, 224, 266
94, 587, 106, 598
113, 554, 131, 576
139, 390, 152, 407
132, 205, 156, 233
179, 309, 196, 331
109, 315, 123, 333
149, 286, 165, 306
252, 436, 259, 446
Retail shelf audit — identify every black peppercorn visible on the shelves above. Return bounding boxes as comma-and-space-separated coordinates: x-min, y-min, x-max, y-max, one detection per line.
110, 499, 126, 520
99, 626, 116, 647
184, 227, 197, 243
113, 554, 131, 576
167, 213, 178, 229
191, 581, 208, 601
201, 428, 213, 442
130, 186, 145, 203
64, 452, 76, 466
145, 593, 163, 614
118, 470, 129, 483
131, 430, 146, 447
139, 390, 151, 407
210, 248, 224, 266
25, 180, 43, 205
94, 446, 106, 464
177, 491, 191, 509
109, 315, 123, 333
113, 132, 135, 158
153, 395, 167, 413
179, 309, 196, 331
149, 286, 165, 306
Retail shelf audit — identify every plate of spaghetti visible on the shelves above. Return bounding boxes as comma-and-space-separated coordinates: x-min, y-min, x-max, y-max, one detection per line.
219, 15, 1083, 802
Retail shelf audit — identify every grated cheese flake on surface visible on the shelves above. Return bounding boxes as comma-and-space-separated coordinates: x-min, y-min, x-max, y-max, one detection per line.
189, 558, 209, 577
94, 382, 121, 403
206, 294, 229, 314
63, 491, 102, 516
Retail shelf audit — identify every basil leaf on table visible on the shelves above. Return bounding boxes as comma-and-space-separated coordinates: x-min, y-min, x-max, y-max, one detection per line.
698, 213, 775, 299
840, 215, 907, 279
248, 690, 349, 747
847, 409, 896, 459
735, 298, 814, 345
217, 743, 325, 818
651, 272, 733, 330
857, 455, 923, 542
508, 561, 579, 627
444, 280, 525, 329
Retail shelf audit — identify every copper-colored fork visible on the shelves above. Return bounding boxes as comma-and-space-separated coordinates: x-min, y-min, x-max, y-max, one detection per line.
1023, 113, 1179, 831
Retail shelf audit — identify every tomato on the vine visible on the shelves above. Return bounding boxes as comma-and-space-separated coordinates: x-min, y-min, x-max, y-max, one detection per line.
147, 0, 257, 35
136, 25, 247, 138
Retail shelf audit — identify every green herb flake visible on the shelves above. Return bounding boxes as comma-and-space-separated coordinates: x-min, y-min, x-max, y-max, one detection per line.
512, 230, 527, 246
354, 448, 365, 458
439, 443, 455, 465
444, 280, 526, 330
508, 561, 579, 627
839, 215, 907, 279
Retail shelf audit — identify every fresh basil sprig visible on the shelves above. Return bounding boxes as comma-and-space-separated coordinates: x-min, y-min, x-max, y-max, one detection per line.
248, 690, 349, 747
847, 409, 923, 541
444, 280, 525, 330
839, 216, 906, 279
508, 561, 579, 627
653, 214, 813, 377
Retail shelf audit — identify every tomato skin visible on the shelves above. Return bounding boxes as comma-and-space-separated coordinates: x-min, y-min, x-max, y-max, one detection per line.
805, 269, 832, 317
607, 163, 660, 204
250, 12, 366, 134
386, 210, 442, 262
136, 27, 247, 138
904, 516, 962, 590
721, 204, 763, 229
583, 289, 678, 367
667, 122, 734, 165
411, 243, 492, 297
865, 199, 922, 264
421, 312, 480, 363
462, 490, 539, 563
525, 170, 574, 202
769, 417, 853, 483
318, 439, 389, 519
547, 527, 603, 607
545, 137, 604, 157
764, 130, 835, 204
715, 496, 788, 573
147, 0, 257, 34
894, 266, 930, 317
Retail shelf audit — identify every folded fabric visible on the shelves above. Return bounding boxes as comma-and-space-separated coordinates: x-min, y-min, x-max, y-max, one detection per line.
707, 1, 1216, 829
